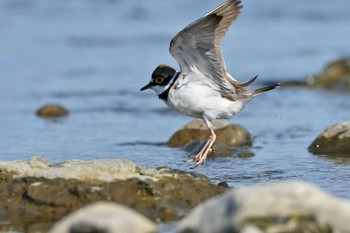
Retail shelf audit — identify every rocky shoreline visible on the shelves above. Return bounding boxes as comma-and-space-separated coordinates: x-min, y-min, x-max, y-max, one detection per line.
1, 156, 350, 233
1, 117, 349, 232
0, 156, 227, 232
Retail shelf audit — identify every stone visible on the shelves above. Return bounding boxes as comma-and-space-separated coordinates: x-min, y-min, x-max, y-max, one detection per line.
306, 57, 350, 91
48, 201, 157, 233
167, 119, 253, 148
0, 157, 228, 232
177, 181, 350, 233
36, 103, 69, 118
184, 140, 254, 159
309, 121, 350, 156
0, 156, 142, 182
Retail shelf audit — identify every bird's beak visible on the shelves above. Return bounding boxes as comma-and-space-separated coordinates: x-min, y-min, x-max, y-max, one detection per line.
140, 83, 152, 91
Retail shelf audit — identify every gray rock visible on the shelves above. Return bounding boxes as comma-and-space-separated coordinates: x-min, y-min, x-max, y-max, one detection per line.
309, 121, 350, 156
177, 181, 350, 233
0, 156, 145, 182
167, 119, 253, 148
48, 201, 157, 233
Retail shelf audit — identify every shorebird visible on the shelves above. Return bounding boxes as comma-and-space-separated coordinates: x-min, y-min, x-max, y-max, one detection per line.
140, 0, 280, 169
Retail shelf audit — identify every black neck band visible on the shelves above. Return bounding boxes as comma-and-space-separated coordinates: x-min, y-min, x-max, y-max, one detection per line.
158, 72, 180, 101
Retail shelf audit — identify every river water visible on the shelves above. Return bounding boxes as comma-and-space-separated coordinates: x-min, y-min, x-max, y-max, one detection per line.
1, 0, 350, 231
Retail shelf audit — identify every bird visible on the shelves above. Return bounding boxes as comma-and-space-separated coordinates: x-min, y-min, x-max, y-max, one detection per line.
140, 0, 280, 169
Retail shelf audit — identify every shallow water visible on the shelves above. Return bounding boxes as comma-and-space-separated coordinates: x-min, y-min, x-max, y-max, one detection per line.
1, 0, 350, 231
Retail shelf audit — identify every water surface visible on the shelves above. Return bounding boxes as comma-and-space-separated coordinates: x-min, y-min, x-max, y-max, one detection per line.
0, 1, 350, 231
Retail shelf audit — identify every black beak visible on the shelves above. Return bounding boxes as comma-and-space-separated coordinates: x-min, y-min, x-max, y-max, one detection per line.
140, 83, 152, 91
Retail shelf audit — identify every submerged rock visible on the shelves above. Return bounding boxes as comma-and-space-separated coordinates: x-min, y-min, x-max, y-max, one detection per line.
306, 57, 350, 91
49, 202, 157, 233
0, 156, 227, 232
184, 140, 254, 159
177, 181, 350, 233
36, 104, 69, 118
167, 119, 253, 148
309, 121, 350, 156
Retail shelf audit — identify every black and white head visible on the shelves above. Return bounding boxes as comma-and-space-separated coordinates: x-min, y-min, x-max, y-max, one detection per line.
140, 64, 176, 95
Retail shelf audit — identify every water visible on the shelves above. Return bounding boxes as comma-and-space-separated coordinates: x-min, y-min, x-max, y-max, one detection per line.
0, 0, 350, 230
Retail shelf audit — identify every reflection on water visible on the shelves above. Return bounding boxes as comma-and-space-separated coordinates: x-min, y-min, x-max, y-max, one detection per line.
0, 1, 350, 232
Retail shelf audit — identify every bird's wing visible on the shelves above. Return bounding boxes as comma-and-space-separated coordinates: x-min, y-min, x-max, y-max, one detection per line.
169, 0, 242, 93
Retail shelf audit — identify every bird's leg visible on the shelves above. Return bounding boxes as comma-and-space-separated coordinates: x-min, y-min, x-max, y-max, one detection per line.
191, 127, 216, 169
187, 116, 216, 169
186, 138, 212, 163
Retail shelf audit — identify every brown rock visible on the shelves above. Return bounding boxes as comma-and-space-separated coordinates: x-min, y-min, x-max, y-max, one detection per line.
306, 57, 350, 91
184, 140, 254, 159
36, 104, 69, 118
0, 157, 228, 232
308, 121, 350, 156
167, 119, 253, 148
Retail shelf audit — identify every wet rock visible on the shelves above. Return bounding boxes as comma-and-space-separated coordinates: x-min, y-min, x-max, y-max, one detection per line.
36, 103, 69, 118
309, 121, 350, 156
177, 181, 350, 233
167, 119, 253, 148
306, 57, 350, 91
0, 156, 227, 232
184, 140, 254, 159
48, 201, 157, 233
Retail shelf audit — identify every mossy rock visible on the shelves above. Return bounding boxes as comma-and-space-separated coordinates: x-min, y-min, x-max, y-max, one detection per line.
0, 157, 228, 232
167, 119, 253, 148
36, 104, 69, 118
309, 121, 350, 156
307, 57, 350, 90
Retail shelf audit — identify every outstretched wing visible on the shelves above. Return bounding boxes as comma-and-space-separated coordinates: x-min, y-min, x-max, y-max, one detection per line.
169, 0, 242, 93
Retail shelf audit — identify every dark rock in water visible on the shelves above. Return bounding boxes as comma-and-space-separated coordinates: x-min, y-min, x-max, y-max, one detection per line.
36, 104, 69, 118
309, 121, 350, 156
184, 140, 233, 158
0, 156, 228, 232
49, 202, 157, 233
306, 57, 350, 91
184, 140, 254, 159
177, 181, 350, 233
167, 119, 253, 148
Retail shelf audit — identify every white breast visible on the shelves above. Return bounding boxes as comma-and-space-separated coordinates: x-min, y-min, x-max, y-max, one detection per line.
166, 74, 246, 120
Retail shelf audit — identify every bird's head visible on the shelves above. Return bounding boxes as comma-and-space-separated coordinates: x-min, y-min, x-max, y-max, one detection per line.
140, 64, 176, 95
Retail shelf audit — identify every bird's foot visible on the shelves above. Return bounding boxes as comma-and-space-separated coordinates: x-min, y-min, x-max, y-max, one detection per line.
186, 154, 200, 163
186, 152, 207, 169
190, 157, 206, 169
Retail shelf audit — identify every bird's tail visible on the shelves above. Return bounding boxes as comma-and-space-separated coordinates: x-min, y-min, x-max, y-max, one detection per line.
252, 82, 281, 96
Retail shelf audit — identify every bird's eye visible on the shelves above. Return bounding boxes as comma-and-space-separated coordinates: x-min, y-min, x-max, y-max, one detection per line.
155, 77, 164, 84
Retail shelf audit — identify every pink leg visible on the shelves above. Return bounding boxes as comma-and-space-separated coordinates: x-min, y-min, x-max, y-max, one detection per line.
186, 138, 212, 163
191, 128, 216, 169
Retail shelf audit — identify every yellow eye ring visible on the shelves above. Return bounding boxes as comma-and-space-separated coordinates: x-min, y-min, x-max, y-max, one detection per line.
155, 77, 164, 84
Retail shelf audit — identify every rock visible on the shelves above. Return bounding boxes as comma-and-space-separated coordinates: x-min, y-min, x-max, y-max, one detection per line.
306, 57, 350, 91
0, 156, 142, 182
167, 119, 253, 148
48, 201, 157, 233
36, 104, 69, 118
177, 181, 350, 233
0, 156, 228, 232
184, 140, 254, 159
308, 121, 350, 156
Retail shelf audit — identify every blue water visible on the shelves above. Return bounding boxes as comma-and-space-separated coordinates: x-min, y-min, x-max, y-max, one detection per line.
1, 0, 350, 219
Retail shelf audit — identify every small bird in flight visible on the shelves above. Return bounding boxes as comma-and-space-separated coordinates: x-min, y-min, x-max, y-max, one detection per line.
141, 0, 280, 169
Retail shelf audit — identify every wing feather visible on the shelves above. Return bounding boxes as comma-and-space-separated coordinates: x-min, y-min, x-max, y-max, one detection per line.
169, 0, 242, 95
